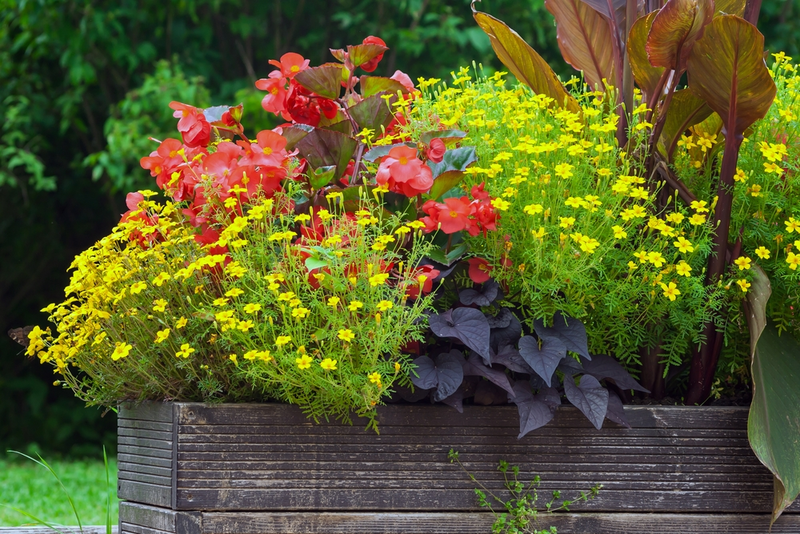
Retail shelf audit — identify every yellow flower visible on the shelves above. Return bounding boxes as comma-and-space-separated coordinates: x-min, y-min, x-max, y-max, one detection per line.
523, 204, 543, 215
153, 299, 168, 312
276, 335, 292, 347
376, 300, 393, 312
736, 279, 751, 293
154, 329, 170, 344
243, 303, 262, 314
491, 198, 510, 211
554, 163, 574, 179
369, 273, 390, 287
612, 225, 627, 239
749, 184, 762, 197
633, 250, 648, 263
676, 261, 692, 277
291, 307, 311, 320
111, 342, 132, 361
647, 251, 665, 267
660, 282, 680, 301
175, 317, 188, 329
338, 329, 355, 342
734, 256, 752, 271
130, 281, 147, 294
666, 212, 685, 224
628, 261, 638, 270
296, 354, 313, 370
786, 252, 800, 270
368, 371, 382, 388
689, 213, 706, 225
320, 358, 338, 371
225, 288, 245, 298
673, 237, 694, 254
755, 246, 770, 260
348, 300, 364, 311
559, 217, 575, 229
236, 319, 254, 332
176, 343, 195, 359
213, 297, 230, 307
229, 354, 238, 365
327, 296, 341, 307
152, 272, 171, 287
690, 200, 708, 213
277, 291, 296, 302
785, 217, 800, 234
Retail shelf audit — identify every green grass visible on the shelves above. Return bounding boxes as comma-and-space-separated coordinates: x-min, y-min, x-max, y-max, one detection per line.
0, 455, 119, 527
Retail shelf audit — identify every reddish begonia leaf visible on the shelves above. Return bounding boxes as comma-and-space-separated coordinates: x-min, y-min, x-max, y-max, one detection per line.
545, 0, 617, 90
359, 76, 409, 98
348, 92, 398, 133
628, 11, 665, 101
647, 0, 714, 71
687, 15, 776, 137
294, 128, 357, 180
347, 43, 389, 69
473, 9, 581, 113
427, 170, 465, 202
419, 129, 468, 146
294, 65, 344, 100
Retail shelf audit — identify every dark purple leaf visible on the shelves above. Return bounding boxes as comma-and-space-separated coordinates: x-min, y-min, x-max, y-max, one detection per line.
536, 386, 562, 409
564, 375, 609, 430
474, 381, 511, 405
460, 279, 502, 307
428, 308, 491, 360
580, 354, 650, 393
463, 354, 515, 396
410, 356, 438, 389
492, 345, 533, 374
558, 355, 584, 376
491, 314, 522, 352
605, 390, 631, 428
534, 312, 591, 360
487, 307, 513, 329
432, 351, 466, 402
393, 382, 430, 403
349, 92, 399, 133
519, 335, 567, 387
441, 385, 466, 413
511, 381, 555, 438
294, 65, 343, 100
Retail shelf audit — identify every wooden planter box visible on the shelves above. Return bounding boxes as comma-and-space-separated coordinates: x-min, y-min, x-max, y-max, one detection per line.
117, 402, 800, 534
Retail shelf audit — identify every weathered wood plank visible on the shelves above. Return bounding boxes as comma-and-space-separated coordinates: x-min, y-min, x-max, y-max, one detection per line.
174, 487, 790, 513
118, 419, 175, 433
118, 427, 173, 441
199, 511, 800, 534
118, 480, 172, 508
119, 502, 175, 532
174, 403, 751, 430
120, 402, 174, 424
118, 470, 173, 487
118, 436, 173, 451
118, 445, 173, 461
118, 461, 172, 478
118, 454, 173, 469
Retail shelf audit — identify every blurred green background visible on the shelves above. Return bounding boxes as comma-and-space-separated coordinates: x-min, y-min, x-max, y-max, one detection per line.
1, 0, 797, 458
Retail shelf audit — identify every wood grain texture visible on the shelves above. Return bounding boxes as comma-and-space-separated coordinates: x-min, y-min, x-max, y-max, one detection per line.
119, 502, 176, 534
117, 402, 800, 515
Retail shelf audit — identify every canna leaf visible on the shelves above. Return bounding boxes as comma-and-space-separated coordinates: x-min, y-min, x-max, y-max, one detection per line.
473, 9, 581, 113
628, 11, 665, 101
294, 65, 344, 100
658, 89, 714, 159
687, 15, 776, 137
580, 0, 627, 34
647, 0, 715, 71
749, 323, 800, 524
545, 0, 617, 90
714, 0, 745, 16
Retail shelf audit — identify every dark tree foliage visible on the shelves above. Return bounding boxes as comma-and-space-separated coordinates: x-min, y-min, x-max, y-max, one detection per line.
0, 0, 793, 455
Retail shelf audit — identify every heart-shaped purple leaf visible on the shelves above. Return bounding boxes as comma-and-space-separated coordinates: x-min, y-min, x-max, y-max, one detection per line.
605, 390, 631, 428
511, 381, 555, 438
463, 354, 515, 397
441, 385, 466, 413
492, 345, 533, 374
558, 355, 585, 377
564, 374, 609, 430
534, 312, 591, 360
519, 335, 567, 387
536, 386, 562, 409
491, 314, 522, 352
580, 354, 650, 393
410, 356, 438, 390
429, 308, 491, 360
474, 381, 511, 405
460, 279, 502, 307
432, 351, 465, 402
487, 307, 513, 329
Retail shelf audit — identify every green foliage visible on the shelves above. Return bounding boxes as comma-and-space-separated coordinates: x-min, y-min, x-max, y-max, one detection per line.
84, 61, 211, 193
449, 449, 601, 534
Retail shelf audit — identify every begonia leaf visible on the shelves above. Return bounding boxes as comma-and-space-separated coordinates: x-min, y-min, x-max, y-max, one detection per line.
363, 142, 415, 162
359, 76, 409, 99
348, 43, 389, 69
426, 242, 469, 267
427, 170, 465, 202
534, 312, 591, 360
564, 374, 609, 430
463, 353, 515, 397
294, 65, 344, 100
281, 124, 314, 150
492, 345, 533, 374
308, 165, 336, 190
658, 89, 714, 160
420, 129, 468, 146
518, 335, 567, 387
432, 350, 466, 402
580, 353, 650, 392
545, 0, 617, 90
627, 11, 665, 101
473, 9, 581, 113
320, 118, 353, 136
410, 355, 438, 389
460, 279, 502, 307
687, 15, 776, 137
349, 92, 399, 133
647, 0, 714, 71
511, 381, 555, 438
294, 128, 357, 180
749, 323, 800, 524
427, 146, 478, 179
428, 308, 491, 359
605, 390, 631, 428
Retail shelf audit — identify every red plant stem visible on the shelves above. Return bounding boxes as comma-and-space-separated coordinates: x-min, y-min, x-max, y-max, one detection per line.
744, 0, 762, 25
645, 68, 673, 126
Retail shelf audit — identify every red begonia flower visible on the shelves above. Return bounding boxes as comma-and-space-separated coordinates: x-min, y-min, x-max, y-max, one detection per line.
467, 257, 493, 284
404, 264, 440, 299
256, 77, 288, 115
359, 36, 387, 72
268, 52, 310, 78
427, 138, 446, 163
169, 101, 211, 148
390, 70, 415, 92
